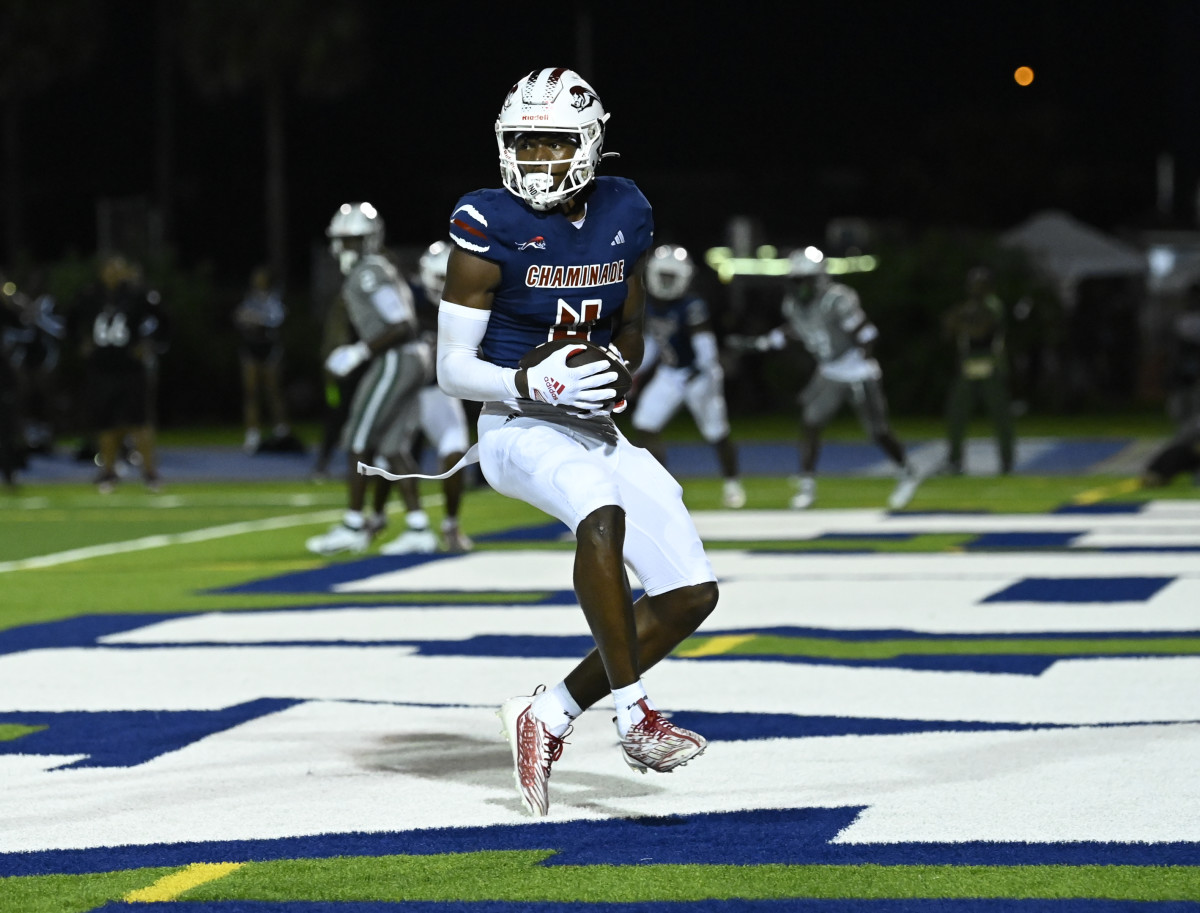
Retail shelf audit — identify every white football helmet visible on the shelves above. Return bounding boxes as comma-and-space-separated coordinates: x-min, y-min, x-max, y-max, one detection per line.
326, 202, 384, 274
495, 67, 610, 211
419, 240, 450, 302
645, 244, 696, 300
788, 246, 827, 278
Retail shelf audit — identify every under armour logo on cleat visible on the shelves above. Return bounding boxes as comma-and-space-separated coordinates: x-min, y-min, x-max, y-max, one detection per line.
611, 231, 625, 246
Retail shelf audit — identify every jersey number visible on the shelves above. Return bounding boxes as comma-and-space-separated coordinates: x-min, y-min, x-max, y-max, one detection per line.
93, 312, 131, 347
549, 298, 602, 341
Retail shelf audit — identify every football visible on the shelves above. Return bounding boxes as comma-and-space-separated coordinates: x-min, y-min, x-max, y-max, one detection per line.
518, 337, 633, 406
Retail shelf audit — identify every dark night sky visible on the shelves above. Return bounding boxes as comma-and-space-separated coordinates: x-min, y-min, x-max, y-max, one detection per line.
11, 1, 1200, 285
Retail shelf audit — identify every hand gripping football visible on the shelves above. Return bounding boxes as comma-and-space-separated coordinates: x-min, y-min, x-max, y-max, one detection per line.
518, 337, 633, 409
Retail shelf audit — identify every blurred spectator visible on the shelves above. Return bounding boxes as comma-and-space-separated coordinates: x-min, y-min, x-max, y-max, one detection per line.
728, 248, 920, 510
1166, 283, 1200, 429
0, 272, 64, 460
0, 282, 26, 489
629, 243, 745, 509
943, 266, 1015, 475
233, 265, 300, 454
70, 254, 162, 492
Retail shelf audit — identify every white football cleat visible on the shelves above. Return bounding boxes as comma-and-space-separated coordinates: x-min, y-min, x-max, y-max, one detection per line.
888, 467, 922, 510
790, 477, 816, 510
380, 526, 439, 555
305, 522, 370, 556
618, 699, 706, 774
498, 690, 567, 817
721, 479, 747, 509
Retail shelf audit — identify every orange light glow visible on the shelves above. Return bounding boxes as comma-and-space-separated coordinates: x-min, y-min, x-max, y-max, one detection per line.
1014, 66, 1034, 87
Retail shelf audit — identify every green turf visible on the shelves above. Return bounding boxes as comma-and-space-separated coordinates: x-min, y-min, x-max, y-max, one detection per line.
0, 869, 177, 913
0, 723, 46, 742
4, 856, 1196, 908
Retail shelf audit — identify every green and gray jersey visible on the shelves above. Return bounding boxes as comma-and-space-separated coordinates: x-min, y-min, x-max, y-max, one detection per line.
781, 281, 868, 364
342, 254, 418, 346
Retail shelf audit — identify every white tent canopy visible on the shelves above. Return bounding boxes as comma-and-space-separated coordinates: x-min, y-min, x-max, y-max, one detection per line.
1001, 210, 1147, 304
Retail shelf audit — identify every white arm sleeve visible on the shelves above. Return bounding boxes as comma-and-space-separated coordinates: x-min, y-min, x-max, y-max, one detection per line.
436, 301, 520, 402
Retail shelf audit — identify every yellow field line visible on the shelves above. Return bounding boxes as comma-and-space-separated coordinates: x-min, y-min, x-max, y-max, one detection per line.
123, 861, 244, 902
1072, 477, 1142, 505
677, 634, 757, 657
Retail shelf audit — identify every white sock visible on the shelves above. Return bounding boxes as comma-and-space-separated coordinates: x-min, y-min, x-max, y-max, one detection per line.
343, 510, 364, 530
612, 681, 649, 737
531, 681, 581, 738
406, 509, 429, 531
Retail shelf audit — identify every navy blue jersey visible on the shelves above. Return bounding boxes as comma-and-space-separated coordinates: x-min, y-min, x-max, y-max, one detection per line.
645, 294, 710, 370
447, 177, 653, 368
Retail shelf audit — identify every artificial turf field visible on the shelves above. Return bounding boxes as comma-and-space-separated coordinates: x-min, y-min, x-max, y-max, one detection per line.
1, 465, 1199, 912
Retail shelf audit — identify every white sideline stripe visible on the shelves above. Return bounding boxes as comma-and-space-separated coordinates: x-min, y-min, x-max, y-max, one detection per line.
0, 510, 343, 574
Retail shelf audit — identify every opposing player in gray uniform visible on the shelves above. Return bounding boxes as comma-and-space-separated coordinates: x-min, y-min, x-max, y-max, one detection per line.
305, 202, 437, 556
733, 248, 920, 510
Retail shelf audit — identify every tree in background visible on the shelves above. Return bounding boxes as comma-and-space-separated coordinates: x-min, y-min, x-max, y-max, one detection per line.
178, 0, 367, 284
0, 0, 101, 263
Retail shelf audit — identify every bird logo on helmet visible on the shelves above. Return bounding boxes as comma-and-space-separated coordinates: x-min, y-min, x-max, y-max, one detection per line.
495, 67, 611, 212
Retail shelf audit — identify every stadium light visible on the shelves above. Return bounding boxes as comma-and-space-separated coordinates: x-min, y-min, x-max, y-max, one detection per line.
704, 247, 879, 283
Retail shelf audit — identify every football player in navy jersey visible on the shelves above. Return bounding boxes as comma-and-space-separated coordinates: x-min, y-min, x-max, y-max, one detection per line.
436, 67, 719, 816
631, 243, 746, 509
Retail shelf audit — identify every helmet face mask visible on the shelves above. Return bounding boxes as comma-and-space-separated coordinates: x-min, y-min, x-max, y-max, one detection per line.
787, 247, 827, 302
495, 68, 609, 211
327, 202, 384, 274
419, 240, 450, 302
645, 244, 696, 300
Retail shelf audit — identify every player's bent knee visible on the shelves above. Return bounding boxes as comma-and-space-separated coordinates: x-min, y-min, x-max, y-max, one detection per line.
576, 504, 625, 550
659, 580, 718, 634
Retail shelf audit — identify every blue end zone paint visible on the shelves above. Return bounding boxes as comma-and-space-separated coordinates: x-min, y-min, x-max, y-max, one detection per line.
7, 807, 1199, 876
87, 902, 1200, 913
0, 612, 181, 657
1020, 440, 1130, 474
1053, 501, 1146, 514
0, 699, 300, 769
664, 712, 1199, 742
982, 577, 1174, 603
212, 554, 459, 594
969, 532, 1082, 548
9, 615, 1196, 676
475, 521, 571, 542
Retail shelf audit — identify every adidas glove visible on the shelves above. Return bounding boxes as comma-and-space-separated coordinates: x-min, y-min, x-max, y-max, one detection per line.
325, 341, 370, 378
521, 344, 618, 410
